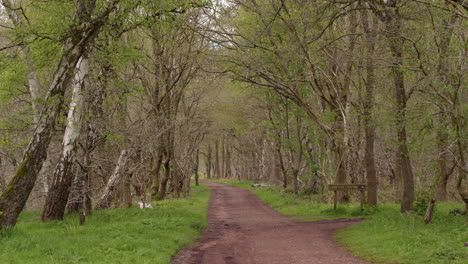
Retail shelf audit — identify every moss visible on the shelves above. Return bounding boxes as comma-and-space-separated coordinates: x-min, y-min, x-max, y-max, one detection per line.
0, 160, 29, 200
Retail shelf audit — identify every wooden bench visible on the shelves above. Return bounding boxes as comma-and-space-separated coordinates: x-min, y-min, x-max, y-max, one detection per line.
328, 184, 367, 210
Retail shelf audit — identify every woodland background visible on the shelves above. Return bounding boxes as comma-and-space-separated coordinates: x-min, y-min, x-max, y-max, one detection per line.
0, 0, 466, 228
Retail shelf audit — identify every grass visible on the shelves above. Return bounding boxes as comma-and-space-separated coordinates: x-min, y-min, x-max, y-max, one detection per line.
210, 178, 468, 264
336, 202, 467, 264
0, 184, 210, 264
208, 179, 374, 220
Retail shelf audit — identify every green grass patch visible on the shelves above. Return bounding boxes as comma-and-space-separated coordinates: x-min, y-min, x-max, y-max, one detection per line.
210, 179, 468, 264
0, 184, 210, 264
336, 202, 468, 264
208, 179, 372, 220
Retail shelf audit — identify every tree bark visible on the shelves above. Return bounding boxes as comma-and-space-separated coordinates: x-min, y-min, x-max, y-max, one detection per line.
386, 14, 414, 213
367, 0, 415, 214
435, 14, 458, 202
172, 160, 180, 198
194, 149, 200, 186
42, 56, 89, 221
221, 137, 225, 178
206, 144, 212, 179
95, 150, 130, 210
225, 144, 231, 178
155, 159, 170, 201
3, 0, 52, 201
454, 104, 467, 222
361, 6, 378, 206
122, 172, 132, 208
277, 146, 287, 189
215, 140, 220, 178
424, 199, 436, 224
0, 1, 116, 227
150, 153, 163, 199
436, 128, 451, 201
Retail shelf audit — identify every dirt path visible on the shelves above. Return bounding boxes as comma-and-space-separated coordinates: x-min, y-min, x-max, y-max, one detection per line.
172, 182, 372, 264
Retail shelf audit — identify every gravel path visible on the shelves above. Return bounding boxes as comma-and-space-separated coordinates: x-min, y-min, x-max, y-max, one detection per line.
172, 182, 372, 264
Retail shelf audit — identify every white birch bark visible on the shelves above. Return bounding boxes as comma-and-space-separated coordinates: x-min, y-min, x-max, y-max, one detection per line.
95, 150, 130, 210
0, 0, 119, 227
41, 55, 88, 221
62, 56, 88, 159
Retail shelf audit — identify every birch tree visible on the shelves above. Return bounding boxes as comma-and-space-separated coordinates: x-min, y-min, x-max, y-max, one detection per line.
0, 0, 120, 228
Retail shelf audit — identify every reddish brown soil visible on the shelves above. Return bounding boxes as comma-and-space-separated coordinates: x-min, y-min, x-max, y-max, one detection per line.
172, 182, 372, 264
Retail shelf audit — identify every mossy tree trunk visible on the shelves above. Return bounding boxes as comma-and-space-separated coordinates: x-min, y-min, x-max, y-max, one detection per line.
0, 0, 118, 227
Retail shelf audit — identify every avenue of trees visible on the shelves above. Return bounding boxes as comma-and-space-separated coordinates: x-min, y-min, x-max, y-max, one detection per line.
200, 0, 466, 215
0, 0, 466, 228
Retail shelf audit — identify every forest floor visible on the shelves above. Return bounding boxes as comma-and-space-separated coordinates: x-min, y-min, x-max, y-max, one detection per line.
172, 181, 370, 264
0, 184, 210, 264
198, 180, 467, 264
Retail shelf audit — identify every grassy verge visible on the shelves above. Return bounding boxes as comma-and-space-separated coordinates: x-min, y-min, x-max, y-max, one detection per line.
210, 179, 468, 264
0, 184, 210, 264
207, 179, 374, 220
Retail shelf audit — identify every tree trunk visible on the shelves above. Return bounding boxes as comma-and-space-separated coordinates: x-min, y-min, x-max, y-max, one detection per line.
436, 128, 451, 201
386, 14, 415, 213
293, 168, 299, 194
150, 153, 163, 199
368, 0, 415, 214
454, 109, 467, 222
42, 56, 89, 221
155, 159, 170, 201
215, 140, 220, 178
66, 164, 82, 214
424, 199, 436, 224
278, 148, 287, 189
183, 163, 191, 197
221, 137, 225, 178
122, 172, 132, 208
207, 144, 212, 179
95, 150, 130, 210
435, 15, 458, 202
361, 7, 378, 206
194, 149, 200, 186
225, 144, 231, 178
332, 137, 348, 201
0, 3, 112, 226
172, 160, 180, 198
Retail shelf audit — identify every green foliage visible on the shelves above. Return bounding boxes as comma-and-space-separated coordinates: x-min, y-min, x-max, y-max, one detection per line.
0, 57, 27, 103
0, 185, 210, 264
